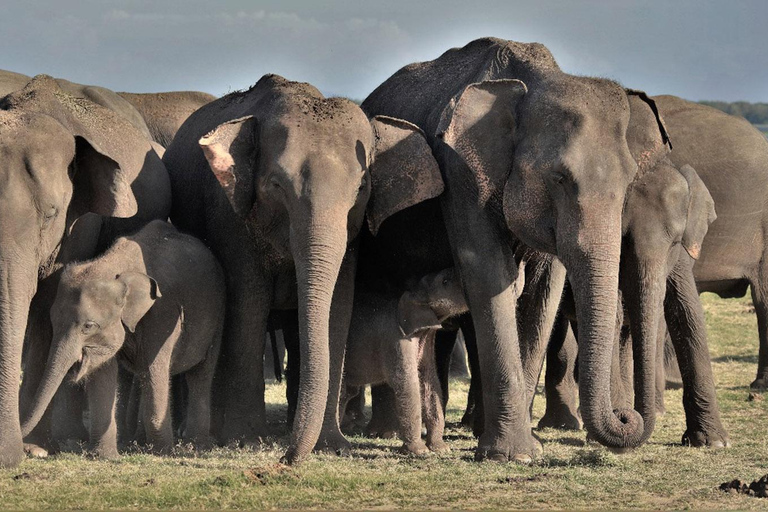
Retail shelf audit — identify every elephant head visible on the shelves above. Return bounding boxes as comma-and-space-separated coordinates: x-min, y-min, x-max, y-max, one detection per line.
0, 76, 140, 467
435, 74, 670, 449
197, 75, 443, 463
21, 269, 160, 437
398, 268, 469, 337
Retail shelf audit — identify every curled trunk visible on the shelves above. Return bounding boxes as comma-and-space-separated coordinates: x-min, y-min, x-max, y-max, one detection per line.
281, 213, 348, 464
564, 229, 647, 450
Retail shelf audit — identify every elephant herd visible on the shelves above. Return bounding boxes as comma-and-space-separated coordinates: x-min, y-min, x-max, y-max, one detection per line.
1, 36, 767, 469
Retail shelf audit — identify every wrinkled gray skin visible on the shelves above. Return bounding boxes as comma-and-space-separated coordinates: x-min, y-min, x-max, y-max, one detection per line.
118, 91, 217, 148
531, 155, 729, 448
652, 96, 768, 390
342, 268, 467, 454
0, 75, 170, 467
21, 221, 224, 457
163, 74, 444, 464
362, 37, 669, 460
0, 70, 152, 140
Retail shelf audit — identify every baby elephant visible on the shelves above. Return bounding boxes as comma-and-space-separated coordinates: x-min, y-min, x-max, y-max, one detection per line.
342, 268, 467, 455
21, 220, 225, 457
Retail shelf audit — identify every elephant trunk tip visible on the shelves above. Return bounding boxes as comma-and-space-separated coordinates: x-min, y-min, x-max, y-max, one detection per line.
586, 407, 646, 449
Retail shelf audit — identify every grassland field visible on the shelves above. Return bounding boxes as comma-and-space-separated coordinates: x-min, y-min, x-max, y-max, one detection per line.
1, 292, 767, 509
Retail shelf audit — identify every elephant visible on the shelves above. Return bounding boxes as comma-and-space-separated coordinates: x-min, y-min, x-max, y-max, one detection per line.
162, 73, 444, 464
341, 267, 468, 455
529, 154, 729, 447
649, 95, 768, 390
21, 220, 224, 457
360, 37, 670, 461
118, 91, 217, 148
0, 75, 170, 467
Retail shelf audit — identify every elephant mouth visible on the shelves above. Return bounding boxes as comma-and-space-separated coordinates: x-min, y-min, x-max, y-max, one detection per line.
68, 353, 88, 383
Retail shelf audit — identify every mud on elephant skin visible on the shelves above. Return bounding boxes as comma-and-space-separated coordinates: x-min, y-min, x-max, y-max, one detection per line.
361, 37, 671, 460
21, 221, 225, 458
0, 75, 170, 467
163, 74, 444, 464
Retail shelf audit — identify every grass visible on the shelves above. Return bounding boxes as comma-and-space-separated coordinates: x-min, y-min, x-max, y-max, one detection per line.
2, 292, 768, 509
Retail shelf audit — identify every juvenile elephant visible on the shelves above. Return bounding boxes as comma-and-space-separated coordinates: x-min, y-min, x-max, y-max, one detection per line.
361, 37, 670, 460
342, 268, 467, 455
118, 91, 217, 147
0, 75, 170, 467
163, 74, 444, 464
21, 221, 224, 457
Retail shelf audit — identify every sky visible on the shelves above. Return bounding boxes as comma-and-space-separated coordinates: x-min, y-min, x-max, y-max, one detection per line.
2, 0, 766, 102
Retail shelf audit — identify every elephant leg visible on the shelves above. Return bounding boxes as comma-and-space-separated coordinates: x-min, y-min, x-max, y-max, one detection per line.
281, 311, 300, 427
538, 317, 582, 430
664, 331, 683, 390
142, 365, 174, 454
665, 258, 729, 448
447, 213, 536, 462
435, 328, 459, 412
314, 251, 355, 456
215, 268, 271, 444
365, 384, 400, 439
449, 332, 469, 378
50, 382, 87, 450
518, 254, 567, 411
750, 274, 768, 389
170, 374, 188, 437
419, 332, 449, 453
459, 314, 484, 436
386, 337, 427, 456
182, 326, 221, 448
85, 359, 119, 458
123, 375, 141, 445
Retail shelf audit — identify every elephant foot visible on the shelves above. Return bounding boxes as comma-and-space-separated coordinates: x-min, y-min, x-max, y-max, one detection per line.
23, 443, 50, 459
474, 429, 542, 464
750, 377, 768, 390
219, 416, 268, 446
460, 410, 474, 430
314, 430, 351, 457
90, 445, 120, 459
537, 406, 583, 431
399, 440, 429, 456
427, 439, 451, 454
0, 442, 25, 468
681, 429, 731, 449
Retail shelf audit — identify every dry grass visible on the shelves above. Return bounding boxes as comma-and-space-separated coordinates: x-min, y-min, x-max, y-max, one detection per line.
1, 292, 767, 509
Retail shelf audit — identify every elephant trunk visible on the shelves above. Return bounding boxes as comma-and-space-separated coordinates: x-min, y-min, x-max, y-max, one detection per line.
621, 250, 665, 444
0, 260, 37, 467
282, 210, 348, 464
562, 219, 646, 450
21, 334, 81, 438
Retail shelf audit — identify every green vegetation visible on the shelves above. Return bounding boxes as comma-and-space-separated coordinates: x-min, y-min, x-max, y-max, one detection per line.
699, 100, 768, 125
1, 293, 767, 509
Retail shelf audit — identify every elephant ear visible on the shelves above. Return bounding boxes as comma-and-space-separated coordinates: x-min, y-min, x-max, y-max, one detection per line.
436, 79, 527, 206
396, 291, 442, 338
117, 272, 162, 333
70, 135, 139, 219
677, 164, 716, 260
625, 89, 672, 173
367, 116, 444, 235
199, 115, 258, 218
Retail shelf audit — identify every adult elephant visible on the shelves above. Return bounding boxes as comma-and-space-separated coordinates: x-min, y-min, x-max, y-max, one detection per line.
0, 75, 170, 467
361, 37, 669, 460
163, 74, 444, 464
0, 70, 152, 140
652, 96, 768, 389
118, 91, 217, 147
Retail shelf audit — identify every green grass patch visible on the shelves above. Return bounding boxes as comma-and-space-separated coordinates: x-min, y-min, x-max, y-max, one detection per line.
1, 292, 767, 509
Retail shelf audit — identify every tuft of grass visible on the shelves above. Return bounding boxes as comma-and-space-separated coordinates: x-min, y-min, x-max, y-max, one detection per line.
1, 291, 767, 509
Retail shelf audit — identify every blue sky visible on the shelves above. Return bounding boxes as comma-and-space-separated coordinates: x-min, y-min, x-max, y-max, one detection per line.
2, 1, 766, 101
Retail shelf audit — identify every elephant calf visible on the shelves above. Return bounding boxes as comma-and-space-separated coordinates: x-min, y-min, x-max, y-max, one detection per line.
21, 220, 225, 457
341, 268, 467, 455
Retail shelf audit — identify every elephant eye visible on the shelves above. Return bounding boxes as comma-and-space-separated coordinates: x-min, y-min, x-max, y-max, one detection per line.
82, 321, 100, 334
442, 279, 449, 286
269, 176, 282, 190
42, 205, 58, 223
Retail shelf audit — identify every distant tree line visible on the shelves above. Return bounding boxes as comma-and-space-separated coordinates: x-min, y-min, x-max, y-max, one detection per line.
699, 101, 768, 125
